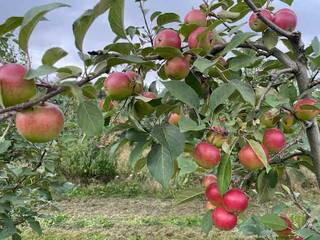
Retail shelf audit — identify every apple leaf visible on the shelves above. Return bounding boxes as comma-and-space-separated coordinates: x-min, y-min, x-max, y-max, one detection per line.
157, 13, 180, 26
42, 47, 68, 65
248, 140, 271, 173
263, 29, 279, 50
260, 214, 287, 231
209, 83, 235, 111
201, 211, 213, 235
108, 0, 126, 38
154, 47, 183, 59
220, 32, 256, 55
25, 65, 58, 79
280, 0, 294, 6
0, 16, 23, 37
231, 80, 256, 106
177, 153, 198, 177
217, 155, 232, 195
178, 116, 206, 133
129, 142, 149, 172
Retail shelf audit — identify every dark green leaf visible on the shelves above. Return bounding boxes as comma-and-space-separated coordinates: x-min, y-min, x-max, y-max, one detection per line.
221, 32, 256, 55
154, 47, 182, 59
0, 16, 23, 37
217, 155, 232, 195
178, 116, 206, 133
157, 13, 180, 26
108, 0, 126, 38
129, 142, 148, 171
260, 214, 287, 231
42, 47, 68, 65
209, 83, 235, 111
231, 80, 256, 106
201, 211, 213, 234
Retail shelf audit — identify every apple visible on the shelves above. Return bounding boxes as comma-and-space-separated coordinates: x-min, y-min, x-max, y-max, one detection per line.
293, 98, 319, 121
153, 29, 181, 49
0, 63, 36, 107
260, 108, 280, 128
249, 9, 274, 32
282, 112, 296, 133
15, 102, 64, 143
98, 99, 113, 112
168, 113, 180, 125
238, 144, 270, 170
164, 57, 190, 80
203, 174, 217, 188
205, 183, 223, 207
134, 91, 156, 117
104, 72, 133, 100
212, 207, 237, 231
125, 71, 143, 94
207, 126, 228, 148
276, 215, 293, 237
223, 188, 249, 213
273, 8, 297, 32
193, 142, 221, 169
188, 27, 214, 54
263, 128, 286, 152
184, 9, 207, 27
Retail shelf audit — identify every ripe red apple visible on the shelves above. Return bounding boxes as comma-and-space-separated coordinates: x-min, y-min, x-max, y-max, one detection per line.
223, 188, 249, 214
0, 63, 36, 107
184, 9, 207, 27
153, 29, 181, 49
263, 128, 286, 152
204, 201, 215, 210
207, 126, 228, 148
104, 72, 133, 100
193, 142, 221, 169
273, 8, 297, 32
260, 108, 280, 128
293, 98, 319, 121
188, 27, 214, 54
238, 144, 270, 170
249, 9, 274, 32
212, 207, 237, 231
205, 183, 223, 207
276, 215, 293, 237
15, 102, 64, 143
164, 57, 190, 80
203, 174, 217, 188
168, 113, 180, 125
134, 91, 156, 117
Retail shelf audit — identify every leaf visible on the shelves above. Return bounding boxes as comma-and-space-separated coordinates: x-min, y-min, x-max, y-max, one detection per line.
157, 13, 180, 26
231, 80, 256, 106
107, 55, 154, 68
162, 80, 200, 109
25, 65, 57, 79
19, 2, 69, 53
0, 140, 11, 154
201, 211, 213, 234
27, 217, 42, 236
42, 47, 68, 65
228, 52, 258, 71
260, 214, 287, 231
209, 83, 235, 111
129, 142, 148, 171
263, 29, 279, 49
0, 16, 23, 37
147, 144, 173, 188
150, 11, 162, 22
154, 47, 182, 59
221, 32, 256, 55
193, 57, 215, 73
177, 153, 198, 176
73, 0, 112, 51
217, 155, 232, 195
178, 116, 206, 133
280, 0, 294, 5
248, 140, 271, 173
77, 100, 104, 136
216, 10, 240, 19
108, 0, 126, 38
298, 228, 320, 240
57, 66, 82, 79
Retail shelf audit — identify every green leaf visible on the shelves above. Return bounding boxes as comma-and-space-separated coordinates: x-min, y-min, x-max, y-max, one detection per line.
0, 140, 11, 154
162, 80, 200, 109
25, 65, 57, 79
157, 13, 180, 26
280, 0, 293, 5
0, 16, 23, 37
27, 217, 42, 236
178, 116, 206, 133
209, 83, 235, 111
248, 140, 271, 173
147, 144, 173, 188
193, 57, 215, 73
19, 2, 69, 53
216, 10, 240, 19
263, 29, 279, 49
298, 228, 320, 240
201, 211, 213, 234
231, 80, 256, 106
77, 100, 104, 136
42, 47, 68, 65
150, 11, 162, 22
107, 55, 154, 68
129, 142, 148, 171
217, 155, 232, 195
154, 47, 182, 59
73, 0, 112, 51
108, 0, 126, 38
239, 216, 270, 237
221, 32, 256, 55
57, 66, 82, 79
177, 153, 198, 176
228, 52, 258, 71
260, 214, 287, 231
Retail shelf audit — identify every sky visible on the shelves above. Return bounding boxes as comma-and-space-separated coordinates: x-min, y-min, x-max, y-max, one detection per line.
0, 0, 320, 69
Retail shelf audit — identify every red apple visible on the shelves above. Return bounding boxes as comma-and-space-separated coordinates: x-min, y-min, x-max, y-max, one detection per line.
249, 9, 274, 32
205, 183, 223, 207
238, 144, 270, 170
15, 102, 64, 143
168, 113, 180, 125
203, 174, 217, 188
104, 72, 133, 100
273, 8, 297, 32
184, 9, 207, 27
260, 108, 280, 128
164, 57, 190, 80
276, 215, 293, 237
0, 63, 36, 107
153, 29, 181, 49
293, 98, 319, 121
212, 207, 237, 231
263, 128, 286, 152
223, 188, 249, 214
207, 126, 228, 148
188, 27, 214, 54
193, 142, 221, 169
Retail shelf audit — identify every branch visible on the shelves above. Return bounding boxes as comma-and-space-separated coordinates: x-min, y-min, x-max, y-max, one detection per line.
138, 0, 154, 47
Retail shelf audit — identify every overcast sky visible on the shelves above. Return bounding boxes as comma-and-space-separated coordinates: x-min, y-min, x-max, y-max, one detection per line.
1, 0, 320, 68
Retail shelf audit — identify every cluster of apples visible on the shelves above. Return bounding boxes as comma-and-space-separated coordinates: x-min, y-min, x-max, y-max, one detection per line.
249, 8, 297, 32
0, 64, 64, 143
203, 175, 249, 231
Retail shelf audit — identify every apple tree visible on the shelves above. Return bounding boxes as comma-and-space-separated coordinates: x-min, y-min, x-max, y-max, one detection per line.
1, 0, 320, 239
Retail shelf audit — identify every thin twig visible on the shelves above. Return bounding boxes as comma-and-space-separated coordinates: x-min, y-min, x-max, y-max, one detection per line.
138, 0, 154, 47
